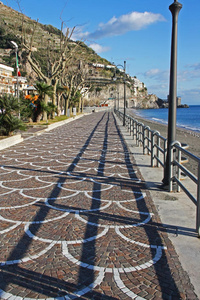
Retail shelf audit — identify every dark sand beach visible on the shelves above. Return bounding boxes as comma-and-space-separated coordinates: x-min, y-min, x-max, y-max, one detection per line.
127, 110, 200, 177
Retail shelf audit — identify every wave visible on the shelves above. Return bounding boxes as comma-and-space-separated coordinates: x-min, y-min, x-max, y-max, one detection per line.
129, 106, 200, 135
177, 123, 200, 135
152, 118, 168, 125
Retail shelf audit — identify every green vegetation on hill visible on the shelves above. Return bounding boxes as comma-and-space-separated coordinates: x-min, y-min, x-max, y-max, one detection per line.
0, 3, 111, 79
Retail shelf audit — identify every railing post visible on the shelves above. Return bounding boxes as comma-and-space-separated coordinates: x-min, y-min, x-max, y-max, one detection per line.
130, 118, 133, 136
156, 133, 160, 167
143, 126, 146, 155
133, 120, 136, 141
170, 141, 181, 192
177, 144, 181, 192
197, 162, 200, 237
131, 118, 133, 135
164, 139, 167, 166
128, 117, 131, 134
151, 131, 154, 167
136, 121, 139, 146
151, 131, 159, 167
147, 127, 150, 155
139, 123, 144, 147
169, 143, 173, 191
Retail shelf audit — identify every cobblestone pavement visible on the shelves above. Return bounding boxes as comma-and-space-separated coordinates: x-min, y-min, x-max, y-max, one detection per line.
0, 112, 197, 299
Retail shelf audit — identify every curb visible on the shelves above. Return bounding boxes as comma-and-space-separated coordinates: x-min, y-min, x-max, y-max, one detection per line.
0, 114, 86, 151
0, 134, 24, 151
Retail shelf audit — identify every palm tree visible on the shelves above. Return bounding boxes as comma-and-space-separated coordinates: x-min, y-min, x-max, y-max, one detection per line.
33, 82, 53, 122
0, 94, 26, 136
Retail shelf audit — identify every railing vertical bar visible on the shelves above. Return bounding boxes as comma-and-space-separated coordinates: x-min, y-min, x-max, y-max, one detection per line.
169, 143, 173, 192
114, 110, 200, 237
157, 134, 160, 167
148, 128, 150, 155
143, 126, 145, 155
177, 146, 181, 192
136, 122, 139, 146
197, 162, 200, 237
151, 131, 154, 167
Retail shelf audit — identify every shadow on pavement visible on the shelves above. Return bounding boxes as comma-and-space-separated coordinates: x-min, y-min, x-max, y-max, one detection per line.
0, 112, 193, 298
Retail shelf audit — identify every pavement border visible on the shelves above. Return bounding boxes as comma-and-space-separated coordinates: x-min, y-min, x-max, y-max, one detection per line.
115, 114, 200, 297
1, 110, 199, 297
0, 113, 87, 150
0, 134, 24, 151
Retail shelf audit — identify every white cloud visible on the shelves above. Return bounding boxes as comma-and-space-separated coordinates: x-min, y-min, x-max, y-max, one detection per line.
186, 63, 200, 71
144, 68, 169, 82
181, 63, 200, 80
89, 43, 110, 53
89, 11, 165, 39
70, 11, 165, 41
180, 88, 200, 104
69, 26, 90, 41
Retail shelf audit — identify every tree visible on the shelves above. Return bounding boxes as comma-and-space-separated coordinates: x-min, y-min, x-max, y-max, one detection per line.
22, 82, 53, 122
33, 82, 53, 122
21, 19, 76, 120
0, 94, 26, 136
55, 85, 69, 116
61, 60, 90, 114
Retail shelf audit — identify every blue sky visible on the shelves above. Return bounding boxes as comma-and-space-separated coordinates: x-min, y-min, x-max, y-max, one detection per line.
5, 0, 200, 105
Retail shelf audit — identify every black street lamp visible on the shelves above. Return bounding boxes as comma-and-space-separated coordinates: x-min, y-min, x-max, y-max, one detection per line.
113, 61, 126, 126
123, 61, 126, 126
11, 40, 20, 119
163, 0, 182, 187
117, 88, 120, 110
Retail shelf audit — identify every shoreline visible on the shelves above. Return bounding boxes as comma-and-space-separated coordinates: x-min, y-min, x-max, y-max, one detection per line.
127, 110, 200, 177
130, 107, 200, 137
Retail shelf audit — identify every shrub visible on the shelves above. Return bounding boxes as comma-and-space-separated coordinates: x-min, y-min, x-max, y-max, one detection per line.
0, 94, 26, 136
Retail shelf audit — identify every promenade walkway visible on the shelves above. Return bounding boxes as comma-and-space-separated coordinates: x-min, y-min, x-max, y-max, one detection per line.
0, 111, 197, 299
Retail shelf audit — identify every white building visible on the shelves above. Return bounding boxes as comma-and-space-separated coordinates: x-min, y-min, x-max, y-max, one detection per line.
0, 63, 28, 96
132, 77, 146, 95
13, 76, 28, 96
0, 63, 14, 95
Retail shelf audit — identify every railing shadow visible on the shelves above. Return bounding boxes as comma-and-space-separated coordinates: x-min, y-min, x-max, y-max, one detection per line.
113, 114, 183, 298
0, 111, 190, 299
0, 112, 116, 299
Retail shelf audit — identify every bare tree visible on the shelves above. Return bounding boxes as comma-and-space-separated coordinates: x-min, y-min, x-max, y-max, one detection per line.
21, 20, 78, 120
61, 60, 91, 114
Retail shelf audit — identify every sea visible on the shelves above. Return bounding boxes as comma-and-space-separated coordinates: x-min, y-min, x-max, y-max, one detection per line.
130, 105, 200, 134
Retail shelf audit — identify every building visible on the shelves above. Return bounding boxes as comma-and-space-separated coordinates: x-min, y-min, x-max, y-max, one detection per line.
0, 63, 14, 95
13, 76, 28, 96
0, 63, 29, 96
132, 77, 146, 96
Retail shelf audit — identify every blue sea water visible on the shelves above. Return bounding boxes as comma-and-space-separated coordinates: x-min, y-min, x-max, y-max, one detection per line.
131, 105, 200, 133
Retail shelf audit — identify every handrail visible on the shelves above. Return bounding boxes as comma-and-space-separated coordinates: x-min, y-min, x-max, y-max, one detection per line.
115, 109, 167, 168
172, 142, 200, 236
115, 108, 200, 237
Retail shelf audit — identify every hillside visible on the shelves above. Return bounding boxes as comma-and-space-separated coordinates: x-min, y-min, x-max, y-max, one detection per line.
0, 2, 111, 81
0, 2, 161, 109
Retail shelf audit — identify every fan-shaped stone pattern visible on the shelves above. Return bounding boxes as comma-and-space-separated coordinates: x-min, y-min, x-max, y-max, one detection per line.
0, 112, 197, 299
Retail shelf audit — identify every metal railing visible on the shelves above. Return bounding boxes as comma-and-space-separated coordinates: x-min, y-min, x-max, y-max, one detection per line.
115, 109, 200, 237
116, 110, 167, 168
171, 142, 200, 236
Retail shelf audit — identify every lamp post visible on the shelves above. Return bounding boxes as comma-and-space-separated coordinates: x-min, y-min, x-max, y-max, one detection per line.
11, 41, 20, 119
123, 61, 126, 126
163, 0, 182, 187
117, 87, 120, 110
113, 61, 126, 125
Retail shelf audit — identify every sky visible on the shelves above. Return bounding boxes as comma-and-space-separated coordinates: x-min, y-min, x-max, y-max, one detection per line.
4, 0, 200, 105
